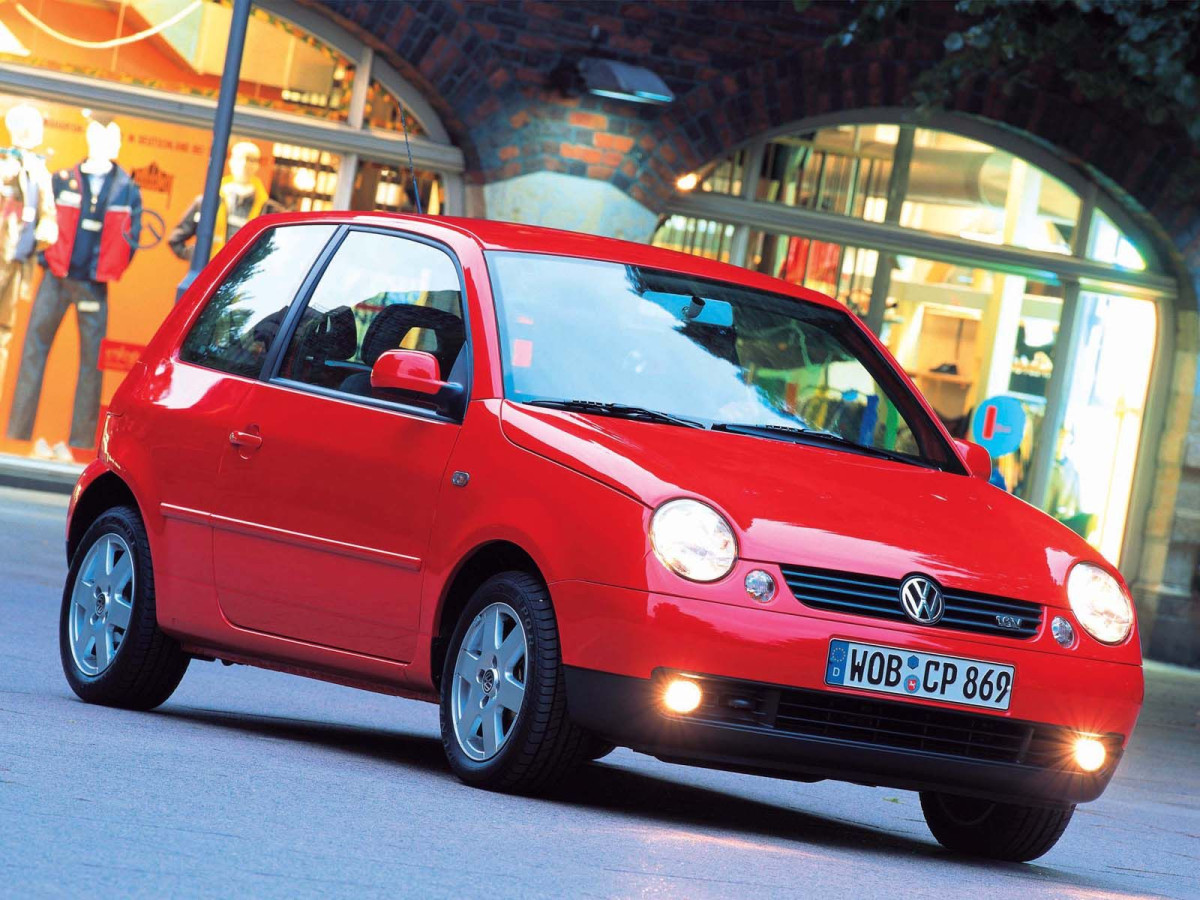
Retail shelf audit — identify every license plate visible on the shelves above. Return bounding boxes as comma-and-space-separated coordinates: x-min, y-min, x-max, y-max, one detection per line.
825, 639, 1014, 710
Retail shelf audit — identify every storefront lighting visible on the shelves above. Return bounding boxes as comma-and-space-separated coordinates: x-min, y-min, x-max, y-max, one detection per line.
676, 172, 699, 192
292, 167, 318, 192
0, 21, 29, 56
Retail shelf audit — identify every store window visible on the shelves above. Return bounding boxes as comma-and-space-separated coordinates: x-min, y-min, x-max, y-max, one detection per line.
755, 125, 892, 222
364, 80, 428, 137
0, 92, 342, 464
691, 148, 749, 197
270, 144, 339, 212
699, 122, 1080, 251
748, 230, 877, 311
1058, 292, 1156, 559
351, 161, 443, 215
1088, 209, 1147, 270
652, 215, 735, 262
0, 1, 355, 121
902, 129, 1079, 255
654, 118, 1170, 564
0, 0, 463, 470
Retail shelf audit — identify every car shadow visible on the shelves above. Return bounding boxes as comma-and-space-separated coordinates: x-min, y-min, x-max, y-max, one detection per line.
150, 704, 1125, 890
158, 705, 450, 774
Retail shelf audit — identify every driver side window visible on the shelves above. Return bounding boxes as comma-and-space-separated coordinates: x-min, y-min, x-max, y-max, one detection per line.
277, 230, 466, 408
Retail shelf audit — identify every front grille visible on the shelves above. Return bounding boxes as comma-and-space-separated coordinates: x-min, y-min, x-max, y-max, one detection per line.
780, 564, 1043, 639
686, 674, 1122, 770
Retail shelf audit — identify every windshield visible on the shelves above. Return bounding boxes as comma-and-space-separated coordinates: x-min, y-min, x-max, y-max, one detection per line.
488, 252, 955, 468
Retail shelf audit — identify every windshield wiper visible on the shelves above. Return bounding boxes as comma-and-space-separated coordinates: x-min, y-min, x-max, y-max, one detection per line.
712, 422, 938, 468
524, 399, 705, 429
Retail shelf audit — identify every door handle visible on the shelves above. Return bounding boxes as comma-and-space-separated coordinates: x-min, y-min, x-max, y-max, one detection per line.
229, 429, 263, 450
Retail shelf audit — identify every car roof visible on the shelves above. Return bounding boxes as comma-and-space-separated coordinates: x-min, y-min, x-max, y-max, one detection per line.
254, 210, 845, 313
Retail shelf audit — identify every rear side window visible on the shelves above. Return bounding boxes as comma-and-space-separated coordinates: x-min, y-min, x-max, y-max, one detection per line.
180, 225, 335, 378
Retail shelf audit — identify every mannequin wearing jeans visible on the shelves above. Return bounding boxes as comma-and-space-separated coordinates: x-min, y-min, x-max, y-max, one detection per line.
6, 117, 140, 456
0, 105, 56, 386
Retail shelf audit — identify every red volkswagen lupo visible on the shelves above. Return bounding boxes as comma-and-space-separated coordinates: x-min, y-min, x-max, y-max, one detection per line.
61, 213, 1142, 861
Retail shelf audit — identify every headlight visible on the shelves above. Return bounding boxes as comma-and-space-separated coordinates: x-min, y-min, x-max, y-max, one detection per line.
1066, 562, 1133, 644
649, 499, 736, 582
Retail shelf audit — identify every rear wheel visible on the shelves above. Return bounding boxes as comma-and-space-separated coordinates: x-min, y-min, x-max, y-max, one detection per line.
439, 571, 590, 793
920, 791, 1075, 862
60, 506, 189, 710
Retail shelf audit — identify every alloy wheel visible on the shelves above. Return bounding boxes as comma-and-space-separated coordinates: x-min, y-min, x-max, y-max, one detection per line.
68, 533, 135, 677
450, 601, 528, 760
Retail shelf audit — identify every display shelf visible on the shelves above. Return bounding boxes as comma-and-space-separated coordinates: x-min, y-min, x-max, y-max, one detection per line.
907, 370, 974, 386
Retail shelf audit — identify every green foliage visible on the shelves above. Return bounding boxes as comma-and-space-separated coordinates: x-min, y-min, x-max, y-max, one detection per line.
832, 0, 1200, 145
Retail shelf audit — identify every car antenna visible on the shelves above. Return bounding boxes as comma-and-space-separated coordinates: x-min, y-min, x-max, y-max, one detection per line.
399, 104, 424, 215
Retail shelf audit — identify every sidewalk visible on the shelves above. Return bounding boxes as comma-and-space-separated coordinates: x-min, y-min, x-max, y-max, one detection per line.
0, 455, 81, 494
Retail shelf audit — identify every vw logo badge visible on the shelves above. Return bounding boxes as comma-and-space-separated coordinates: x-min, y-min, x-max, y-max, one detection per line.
899, 575, 944, 625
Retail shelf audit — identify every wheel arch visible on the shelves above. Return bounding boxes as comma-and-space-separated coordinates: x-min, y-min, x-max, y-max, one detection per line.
67, 471, 142, 565
430, 540, 545, 688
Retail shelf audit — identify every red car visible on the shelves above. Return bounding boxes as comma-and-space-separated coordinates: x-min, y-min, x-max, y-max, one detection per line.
60, 213, 1142, 861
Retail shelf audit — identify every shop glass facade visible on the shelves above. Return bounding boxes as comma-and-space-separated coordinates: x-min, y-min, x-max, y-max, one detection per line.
0, 0, 357, 120
0, 0, 464, 465
654, 120, 1167, 566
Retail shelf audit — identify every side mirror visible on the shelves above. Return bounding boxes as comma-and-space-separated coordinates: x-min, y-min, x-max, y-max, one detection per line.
954, 439, 993, 481
370, 349, 447, 396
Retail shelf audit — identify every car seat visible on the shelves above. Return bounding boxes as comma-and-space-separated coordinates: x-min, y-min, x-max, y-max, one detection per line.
282, 305, 357, 389
340, 303, 466, 400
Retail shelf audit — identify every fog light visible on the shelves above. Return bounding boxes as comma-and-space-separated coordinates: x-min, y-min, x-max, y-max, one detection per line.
663, 678, 702, 714
745, 569, 777, 604
1052, 615, 1076, 647
1074, 736, 1106, 772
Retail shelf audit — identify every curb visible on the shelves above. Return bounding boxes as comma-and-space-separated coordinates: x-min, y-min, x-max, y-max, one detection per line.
0, 456, 80, 495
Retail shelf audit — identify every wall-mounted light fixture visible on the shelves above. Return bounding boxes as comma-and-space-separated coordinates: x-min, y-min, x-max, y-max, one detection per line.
550, 28, 675, 107
575, 57, 674, 105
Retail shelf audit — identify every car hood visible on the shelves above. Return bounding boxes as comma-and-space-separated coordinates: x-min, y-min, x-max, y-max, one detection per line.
500, 401, 1103, 609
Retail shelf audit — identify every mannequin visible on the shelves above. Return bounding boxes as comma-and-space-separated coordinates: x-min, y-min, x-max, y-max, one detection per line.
0, 104, 56, 386
6, 113, 142, 460
168, 141, 283, 261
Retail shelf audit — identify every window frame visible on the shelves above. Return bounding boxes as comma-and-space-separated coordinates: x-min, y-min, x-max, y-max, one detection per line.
262, 225, 474, 425
177, 223, 342, 383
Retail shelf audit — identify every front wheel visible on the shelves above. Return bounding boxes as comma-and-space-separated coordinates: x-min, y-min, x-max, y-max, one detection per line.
920, 791, 1075, 862
439, 571, 590, 793
59, 506, 189, 710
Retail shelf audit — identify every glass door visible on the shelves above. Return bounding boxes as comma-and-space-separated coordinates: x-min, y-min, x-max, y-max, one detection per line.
1056, 291, 1156, 561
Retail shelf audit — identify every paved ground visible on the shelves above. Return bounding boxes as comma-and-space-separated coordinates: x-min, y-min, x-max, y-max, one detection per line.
1, 484, 1197, 899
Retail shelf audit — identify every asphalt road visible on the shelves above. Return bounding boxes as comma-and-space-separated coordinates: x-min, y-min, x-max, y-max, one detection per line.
1, 484, 1197, 899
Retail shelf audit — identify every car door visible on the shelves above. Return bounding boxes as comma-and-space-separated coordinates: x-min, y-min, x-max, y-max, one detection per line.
208, 228, 469, 662
146, 223, 338, 627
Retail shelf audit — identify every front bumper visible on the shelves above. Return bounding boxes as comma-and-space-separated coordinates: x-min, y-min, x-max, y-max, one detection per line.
553, 580, 1142, 805
566, 666, 1122, 805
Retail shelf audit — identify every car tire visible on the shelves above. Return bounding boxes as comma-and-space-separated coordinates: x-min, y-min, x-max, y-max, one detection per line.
439, 571, 590, 793
919, 790, 1075, 862
59, 505, 189, 710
